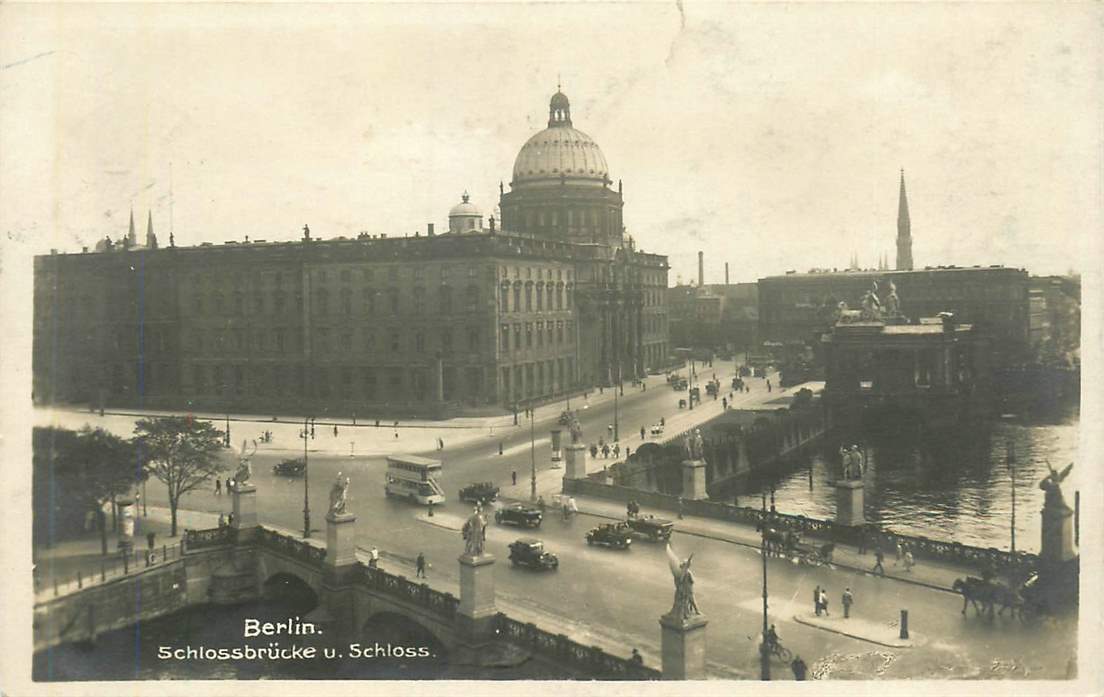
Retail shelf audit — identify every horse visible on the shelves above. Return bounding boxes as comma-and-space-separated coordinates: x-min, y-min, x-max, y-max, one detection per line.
953, 577, 1022, 618
755, 521, 796, 557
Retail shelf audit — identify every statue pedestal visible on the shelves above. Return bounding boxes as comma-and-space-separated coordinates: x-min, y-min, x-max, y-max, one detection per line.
834, 479, 865, 527
681, 459, 708, 500
1040, 505, 1077, 564
659, 612, 708, 680
564, 443, 589, 480
325, 512, 358, 568
457, 552, 496, 639
231, 484, 258, 538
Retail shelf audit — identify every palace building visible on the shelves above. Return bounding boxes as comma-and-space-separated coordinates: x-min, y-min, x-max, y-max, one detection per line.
33, 90, 670, 417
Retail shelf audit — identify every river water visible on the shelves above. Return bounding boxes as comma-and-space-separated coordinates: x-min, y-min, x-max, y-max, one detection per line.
718, 404, 1080, 552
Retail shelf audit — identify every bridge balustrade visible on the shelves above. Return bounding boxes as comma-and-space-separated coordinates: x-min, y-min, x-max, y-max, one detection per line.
256, 527, 326, 567
352, 565, 459, 620
183, 527, 233, 551
493, 614, 659, 680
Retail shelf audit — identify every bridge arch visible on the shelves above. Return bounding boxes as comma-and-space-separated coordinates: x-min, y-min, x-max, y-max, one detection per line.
261, 571, 319, 614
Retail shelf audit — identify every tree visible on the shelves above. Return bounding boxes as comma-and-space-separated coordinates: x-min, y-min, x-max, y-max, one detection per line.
33, 426, 146, 554
134, 416, 226, 536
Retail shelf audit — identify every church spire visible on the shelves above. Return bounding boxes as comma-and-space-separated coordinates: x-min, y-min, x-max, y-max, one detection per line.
896, 169, 913, 270
146, 210, 158, 249
127, 207, 137, 247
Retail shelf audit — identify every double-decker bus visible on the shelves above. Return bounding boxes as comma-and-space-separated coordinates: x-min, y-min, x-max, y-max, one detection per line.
384, 454, 445, 504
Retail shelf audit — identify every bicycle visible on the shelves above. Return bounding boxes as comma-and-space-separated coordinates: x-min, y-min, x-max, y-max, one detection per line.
764, 639, 792, 663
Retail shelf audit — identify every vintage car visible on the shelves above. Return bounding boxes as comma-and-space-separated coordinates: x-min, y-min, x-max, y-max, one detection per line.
495, 502, 543, 528
585, 522, 633, 549
459, 482, 499, 504
272, 458, 306, 477
649, 423, 665, 436
671, 378, 688, 390
508, 538, 559, 570
626, 514, 675, 542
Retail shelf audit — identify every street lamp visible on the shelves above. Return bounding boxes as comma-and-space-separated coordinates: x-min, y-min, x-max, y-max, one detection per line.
1008, 439, 1016, 554
302, 416, 311, 539
613, 362, 620, 443
760, 490, 771, 681
530, 401, 537, 502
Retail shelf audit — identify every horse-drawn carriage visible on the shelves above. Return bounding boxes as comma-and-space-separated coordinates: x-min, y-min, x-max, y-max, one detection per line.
952, 571, 1046, 622
756, 521, 834, 566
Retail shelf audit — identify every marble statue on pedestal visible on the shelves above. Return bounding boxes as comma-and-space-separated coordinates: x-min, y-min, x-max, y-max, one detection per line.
1039, 462, 1074, 513
233, 440, 256, 486
462, 504, 488, 556
329, 473, 350, 516
665, 543, 701, 620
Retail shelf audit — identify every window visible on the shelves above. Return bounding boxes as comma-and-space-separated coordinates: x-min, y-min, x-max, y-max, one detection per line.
414, 266, 425, 282
501, 325, 510, 351
500, 285, 509, 312
468, 328, 479, 352
214, 292, 225, 314
513, 284, 521, 311
234, 292, 244, 316
364, 330, 374, 353
388, 267, 398, 282
440, 286, 452, 314
536, 284, 544, 311
388, 371, 402, 394
317, 289, 329, 315
275, 291, 286, 311
465, 286, 479, 312
193, 365, 206, 393
362, 368, 376, 398
525, 322, 533, 348
413, 287, 425, 316
390, 332, 400, 352
415, 332, 425, 353
317, 328, 330, 353
514, 323, 522, 349
388, 288, 399, 315
363, 268, 374, 282
340, 269, 351, 282
363, 288, 375, 315
341, 332, 352, 351
536, 321, 544, 347
275, 329, 285, 353
341, 288, 352, 315
253, 294, 264, 314
557, 321, 564, 343
194, 294, 204, 314
525, 285, 532, 311
441, 328, 453, 353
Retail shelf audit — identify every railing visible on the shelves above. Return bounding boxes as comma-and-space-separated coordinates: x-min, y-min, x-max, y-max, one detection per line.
494, 614, 659, 680
563, 478, 1040, 577
256, 527, 327, 567
352, 564, 459, 620
183, 526, 233, 551
34, 541, 186, 601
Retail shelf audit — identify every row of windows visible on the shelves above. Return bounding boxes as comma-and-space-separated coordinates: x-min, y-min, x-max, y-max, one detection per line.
188, 326, 482, 356
499, 321, 575, 352
499, 357, 577, 400
499, 283, 572, 313
188, 265, 487, 290
186, 364, 485, 401
189, 285, 483, 317
500, 266, 573, 282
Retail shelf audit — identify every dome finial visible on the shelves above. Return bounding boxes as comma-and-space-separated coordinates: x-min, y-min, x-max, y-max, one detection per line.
462, 190, 470, 203
549, 87, 572, 128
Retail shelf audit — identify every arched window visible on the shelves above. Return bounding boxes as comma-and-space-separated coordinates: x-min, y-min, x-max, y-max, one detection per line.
524, 284, 532, 311
500, 284, 509, 312
536, 283, 544, 311
513, 283, 521, 310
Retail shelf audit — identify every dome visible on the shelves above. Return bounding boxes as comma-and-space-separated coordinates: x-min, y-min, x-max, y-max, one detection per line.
512, 127, 610, 185
449, 191, 482, 218
511, 90, 611, 186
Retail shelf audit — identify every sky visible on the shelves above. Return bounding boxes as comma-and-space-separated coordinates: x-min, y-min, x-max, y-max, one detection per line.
1, 2, 1101, 285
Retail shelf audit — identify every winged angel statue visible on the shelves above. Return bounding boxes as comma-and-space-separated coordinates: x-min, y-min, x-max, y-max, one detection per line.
665, 542, 701, 620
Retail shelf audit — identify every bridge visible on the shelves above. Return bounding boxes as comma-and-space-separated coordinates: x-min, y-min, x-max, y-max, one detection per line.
33, 493, 660, 680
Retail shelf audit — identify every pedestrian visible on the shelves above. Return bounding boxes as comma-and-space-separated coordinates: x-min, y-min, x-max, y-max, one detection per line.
904, 548, 915, 573
498, 441, 504, 455
791, 656, 807, 681
819, 588, 829, 616
630, 648, 643, 665
226, 478, 232, 492
147, 531, 156, 550
590, 444, 598, 458
416, 552, 427, 578
602, 444, 610, 458
767, 379, 772, 393
857, 525, 868, 555
660, 416, 665, 427
613, 444, 620, 458
842, 588, 853, 618
722, 397, 727, 410
369, 546, 380, 569
814, 584, 821, 615
218, 512, 227, 528
627, 501, 635, 519
375, 419, 380, 428
215, 479, 222, 496
227, 512, 234, 527
872, 548, 885, 576
625, 446, 631, 458
394, 430, 399, 439
512, 471, 517, 486
895, 541, 904, 565
640, 426, 646, 440
677, 496, 685, 520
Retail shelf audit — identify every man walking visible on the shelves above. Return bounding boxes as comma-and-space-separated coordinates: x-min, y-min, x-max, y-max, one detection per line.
842, 588, 854, 618
416, 552, 427, 578
791, 656, 808, 681
903, 547, 916, 573
677, 496, 685, 520
215, 479, 222, 496
640, 426, 646, 441
872, 548, 886, 577
813, 584, 822, 616
819, 588, 830, 616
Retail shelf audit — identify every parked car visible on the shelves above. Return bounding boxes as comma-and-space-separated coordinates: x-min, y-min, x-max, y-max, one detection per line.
508, 538, 559, 570
626, 514, 675, 542
272, 458, 306, 477
650, 423, 665, 436
459, 482, 499, 504
671, 378, 688, 390
495, 502, 543, 528
585, 522, 633, 549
